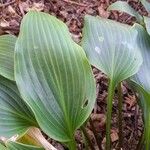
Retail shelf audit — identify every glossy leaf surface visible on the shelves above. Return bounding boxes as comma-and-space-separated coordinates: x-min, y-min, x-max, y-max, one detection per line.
107, 1, 143, 23
0, 76, 37, 139
15, 11, 96, 142
81, 15, 142, 86
0, 35, 16, 80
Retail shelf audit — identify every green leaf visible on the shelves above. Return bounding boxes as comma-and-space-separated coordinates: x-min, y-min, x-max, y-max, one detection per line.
107, 1, 143, 24
6, 142, 44, 150
132, 24, 150, 92
144, 16, 150, 35
0, 143, 6, 150
0, 35, 16, 81
130, 24, 150, 150
81, 15, 142, 149
15, 11, 96, 144
0, 35, 38, 143
141, 0, 150, 13
131, 82, 150, 150
0, 76, 37, 139
81, 15, 142, 86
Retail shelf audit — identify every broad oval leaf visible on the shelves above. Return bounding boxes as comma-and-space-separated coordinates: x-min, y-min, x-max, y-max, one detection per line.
81, 15, 142, 85
0, 35, 16, 81
0, 76, 37, 139
107, 1, 143, 24
6, 142, 44, 150
130, 24, 150, 149
15, 11, 96, 142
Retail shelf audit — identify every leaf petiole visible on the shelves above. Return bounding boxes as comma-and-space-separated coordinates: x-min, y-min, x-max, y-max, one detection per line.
117, 82, 123, 149
67, 137, 76, 150
106, 79, 115, 150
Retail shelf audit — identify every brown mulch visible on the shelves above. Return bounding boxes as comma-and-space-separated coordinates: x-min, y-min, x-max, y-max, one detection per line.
0, 0, 147, 149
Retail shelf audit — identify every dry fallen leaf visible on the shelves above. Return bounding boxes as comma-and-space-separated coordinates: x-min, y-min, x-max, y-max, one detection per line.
90, 113, 106, 132
102, 129, 118, 144
18, 2, 28, 15
24, 2, 44, 12
125, 94, 136, 109
111, 130, 119, 142
8, 5, 16, 15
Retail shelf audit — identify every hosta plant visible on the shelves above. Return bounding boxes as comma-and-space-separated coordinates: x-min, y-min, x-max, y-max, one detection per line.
0, 35, 16, 81
108, 1, 150, 149
129, 23, 150, 150
0, 35, 53, 149
15, 11, 95, 149
0, 8, 148, 150
81, 15, 143, 149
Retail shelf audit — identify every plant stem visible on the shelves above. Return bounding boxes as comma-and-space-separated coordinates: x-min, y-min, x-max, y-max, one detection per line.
89, 118, 102, 150
117, 82, 123, 149
106, 80, 115, 150
136, 129, 144, 150
67, 137, 76, 150
61, 0, 88, 7
81, 126, 95, 150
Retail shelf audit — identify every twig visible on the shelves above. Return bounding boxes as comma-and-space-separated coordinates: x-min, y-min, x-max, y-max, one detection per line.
94, 84, 100, 113
89, 118, 102, 150
134, 105, 139, 135
0, 26, 19, 31
0, 0, 16, 8
117, 82, 123, 150
61, 0, 88, 7
81, 126, 95, 150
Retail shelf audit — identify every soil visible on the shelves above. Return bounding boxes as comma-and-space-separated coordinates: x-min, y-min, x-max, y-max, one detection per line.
0, 0, 148, 149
